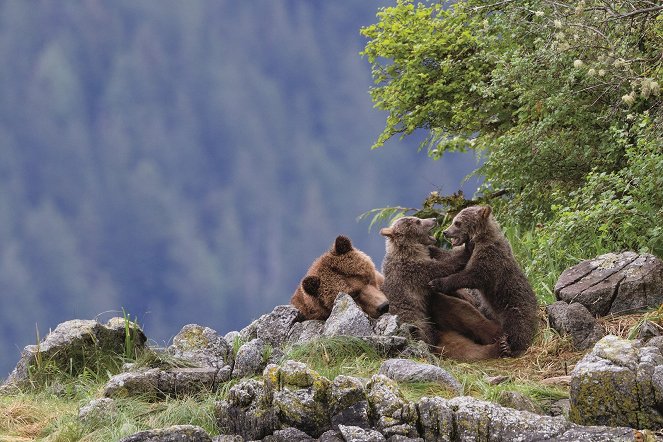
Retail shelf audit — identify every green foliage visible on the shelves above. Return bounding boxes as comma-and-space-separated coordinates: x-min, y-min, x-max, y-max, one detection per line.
362, 0, 663, 286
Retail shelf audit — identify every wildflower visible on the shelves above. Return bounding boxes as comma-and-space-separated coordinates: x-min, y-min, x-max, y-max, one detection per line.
651, 81, 660, 96
621, 92, 636, 106
598, 69, 606, 77
554, 19, 562, 28
573, 59, 584, 68
587, 68, 596, 76
535, 10, 544, 17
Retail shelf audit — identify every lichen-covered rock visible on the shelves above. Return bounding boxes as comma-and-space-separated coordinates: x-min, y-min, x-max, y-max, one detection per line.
288, 320, 325, 345
2, 318, 146, 390
546, 301, 605, 350
78, 397, 116, 423
416, 397, 454, 441
258, 305, 304, 346
378, 359, 461, 394
374, 314, 399, 336
103, 367, 220, 399
555, 252, 663, 317
266, 360, 333, 437
232, 338, 269, 379
263, 427, 315, 442
119, 424, 212, 442
338, 424, 386, 442
169, 324, 233, 381
366, 375, 418, 439
330, 375, 370, 430
497, 391, 543, 414
323, 293, 375, 337
570, 335, 663, 430
216, 378, 278, 441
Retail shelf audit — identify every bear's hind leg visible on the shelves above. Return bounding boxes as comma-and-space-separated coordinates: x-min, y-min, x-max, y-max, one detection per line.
434, 330, 504, 362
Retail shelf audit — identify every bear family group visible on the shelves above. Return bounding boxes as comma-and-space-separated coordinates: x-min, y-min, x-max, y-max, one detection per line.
291, 205, 539, 362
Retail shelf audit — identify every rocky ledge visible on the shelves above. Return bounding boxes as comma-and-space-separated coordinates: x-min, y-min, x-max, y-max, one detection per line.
2, 252, 663, 441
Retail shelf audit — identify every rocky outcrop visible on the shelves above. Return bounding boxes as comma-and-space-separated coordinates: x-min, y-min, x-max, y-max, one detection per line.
378, 358, 461, 394
570, 335, 663, 430
1, 317, 146, 390
554, 252, 663, 317
119, 425, 212, 442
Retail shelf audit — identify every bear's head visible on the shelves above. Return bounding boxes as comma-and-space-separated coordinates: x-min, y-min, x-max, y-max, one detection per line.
443, 205, 493, 246
379, 216, 438, 248
299, 235, 389, 319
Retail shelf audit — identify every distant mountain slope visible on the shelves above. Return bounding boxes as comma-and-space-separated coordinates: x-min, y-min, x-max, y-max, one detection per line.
0, 0, 476, 377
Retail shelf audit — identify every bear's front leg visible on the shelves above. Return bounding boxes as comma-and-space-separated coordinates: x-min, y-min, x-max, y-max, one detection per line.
429, 276, 454, 294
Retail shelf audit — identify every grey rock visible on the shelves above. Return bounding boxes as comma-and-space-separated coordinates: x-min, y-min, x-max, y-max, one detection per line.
555, 252, 663, 317
547, 398, 571, 418
373, 314, 399, 336
238, 319, 259, 343
637, 320, 663, 341
546, 301, 605, 350
103, 368, 160, 399
570, 334, 663, 429
2, 318, 146, 389
386, 436, 423, 442
416, 397, 454, 442
103, 367, 219, 399
119, 424, 212, 442
169, 324, 233, 380
287, 320, 325, 345
331, 375, 370, 429
232, 338, 269, 379
366, 375, 418, 438
323, 294, 374, 337
266, 360, 333, 437
216, 379, 278, 441
78, 397, 116, 423
223, 330, 240, 348
263, 427, 315, 442
337, 425, 386, 442
318, 430, 345, 442
497, 390, 543, 414
211, 437, 244, 442
256, 304, 303, 347
378, 359, 461, 394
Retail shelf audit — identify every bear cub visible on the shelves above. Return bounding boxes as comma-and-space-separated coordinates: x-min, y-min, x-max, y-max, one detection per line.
380, 216, 506, 361
291, 235, 389, 320
430, 205, 539, 356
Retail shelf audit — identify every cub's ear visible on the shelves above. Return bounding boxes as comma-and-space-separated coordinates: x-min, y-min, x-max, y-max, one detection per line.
302, 276, 321, 297
334, 235, 353, 255
380, 227, 393, 238
480, 205, 492, 219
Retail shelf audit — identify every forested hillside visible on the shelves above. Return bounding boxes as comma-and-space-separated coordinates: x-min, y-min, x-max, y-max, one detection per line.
0, 1, 476, 377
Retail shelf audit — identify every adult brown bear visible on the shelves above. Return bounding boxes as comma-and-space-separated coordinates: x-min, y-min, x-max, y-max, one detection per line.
291, 235, 389, 320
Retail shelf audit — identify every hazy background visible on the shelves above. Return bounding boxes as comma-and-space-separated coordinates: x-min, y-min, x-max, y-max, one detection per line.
0, 0, 477, 378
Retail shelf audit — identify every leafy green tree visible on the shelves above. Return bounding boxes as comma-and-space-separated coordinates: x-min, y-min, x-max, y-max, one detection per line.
362, 0, 663, 267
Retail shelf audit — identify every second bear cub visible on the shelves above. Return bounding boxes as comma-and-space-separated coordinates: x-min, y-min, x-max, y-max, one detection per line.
380, 216, 506, 361
430, 206, 539, 356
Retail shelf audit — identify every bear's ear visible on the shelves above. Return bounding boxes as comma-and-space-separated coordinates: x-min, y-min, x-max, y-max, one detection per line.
334, 235, 353, 255
380, 227, 394, 238
479, 205, 492, 219
302, 276, 321, 297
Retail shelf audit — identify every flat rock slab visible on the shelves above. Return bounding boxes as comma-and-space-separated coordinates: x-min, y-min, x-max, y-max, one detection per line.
555, 252, 663, 317
378, 358, 461, 394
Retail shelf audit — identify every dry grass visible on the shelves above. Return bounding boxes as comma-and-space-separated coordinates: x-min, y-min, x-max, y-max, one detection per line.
0, 395, 76, 440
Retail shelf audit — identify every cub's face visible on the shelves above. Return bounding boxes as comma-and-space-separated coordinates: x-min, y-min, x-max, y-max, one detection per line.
443, 205, 492, 246
380, 216, 437, 246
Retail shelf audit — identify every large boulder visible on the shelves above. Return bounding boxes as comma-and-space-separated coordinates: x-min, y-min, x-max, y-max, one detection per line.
323, 293, 375, 337
570, 335, 663, 430
555, 252, 663, 317
2, 318, 146, 390
238, 305, 303, 348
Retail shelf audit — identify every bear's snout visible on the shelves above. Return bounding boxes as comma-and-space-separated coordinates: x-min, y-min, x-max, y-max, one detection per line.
442, 229, 450, 237
377, 301, 389, 315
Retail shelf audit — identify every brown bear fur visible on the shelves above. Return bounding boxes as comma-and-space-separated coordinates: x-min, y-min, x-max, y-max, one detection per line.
429, 205, 539, 356
291, 235, 389, 320
380, 216, 505, 361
